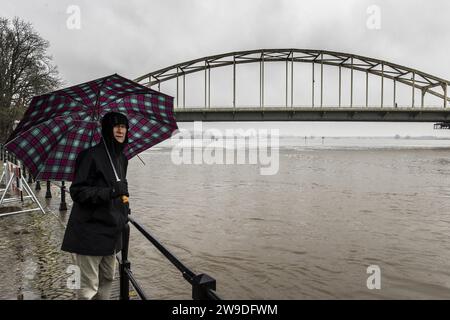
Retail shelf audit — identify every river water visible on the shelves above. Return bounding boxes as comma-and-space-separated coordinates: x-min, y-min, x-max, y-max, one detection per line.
126, 137, 450, 299
1, 137, 450, 299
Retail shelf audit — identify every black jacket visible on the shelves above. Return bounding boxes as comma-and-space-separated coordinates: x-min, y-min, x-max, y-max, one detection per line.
61, 141, 129, 256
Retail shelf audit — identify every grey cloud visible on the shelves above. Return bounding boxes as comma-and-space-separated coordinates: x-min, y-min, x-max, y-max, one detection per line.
2, 0, 449, 94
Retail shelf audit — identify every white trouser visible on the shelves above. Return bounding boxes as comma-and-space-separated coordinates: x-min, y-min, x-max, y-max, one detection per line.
72, 253, 117, 300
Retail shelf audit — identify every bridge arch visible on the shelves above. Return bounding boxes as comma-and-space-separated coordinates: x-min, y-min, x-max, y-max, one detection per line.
134, 49, 449, 108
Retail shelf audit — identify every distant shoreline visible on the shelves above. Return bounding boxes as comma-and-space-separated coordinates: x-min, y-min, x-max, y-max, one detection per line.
171, 135, 450, 140
277, 136, 450, 140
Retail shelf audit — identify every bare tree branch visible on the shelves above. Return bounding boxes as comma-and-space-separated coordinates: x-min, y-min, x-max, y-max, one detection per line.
0, 16, 62, 142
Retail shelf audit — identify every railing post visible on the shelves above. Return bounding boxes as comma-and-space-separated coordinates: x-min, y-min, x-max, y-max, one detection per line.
27, 169, 33, 184
21, 163, 26, 181
59, 181, 67, 211
45, 181, 52, 198
119, 223, 130, 300
192, 273, 216, 300
18, 167, 24, 202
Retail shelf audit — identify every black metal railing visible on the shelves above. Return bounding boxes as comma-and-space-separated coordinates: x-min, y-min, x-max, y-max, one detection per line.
47, 181, 68, 211
118, 214, 221, 300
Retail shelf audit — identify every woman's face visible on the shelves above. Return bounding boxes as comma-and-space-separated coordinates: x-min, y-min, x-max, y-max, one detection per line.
113, 124, 127, 143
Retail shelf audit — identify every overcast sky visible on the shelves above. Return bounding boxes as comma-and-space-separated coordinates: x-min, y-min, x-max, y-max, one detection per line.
2, 0, 450, 136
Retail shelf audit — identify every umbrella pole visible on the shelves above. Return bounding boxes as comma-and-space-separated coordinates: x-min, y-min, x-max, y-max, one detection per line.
137, 154, 146, 166
102, 137, 120, 182
102, 137, 129, 204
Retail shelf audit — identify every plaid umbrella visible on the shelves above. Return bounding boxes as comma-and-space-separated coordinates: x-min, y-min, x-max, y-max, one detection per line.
4, 74, 178, 181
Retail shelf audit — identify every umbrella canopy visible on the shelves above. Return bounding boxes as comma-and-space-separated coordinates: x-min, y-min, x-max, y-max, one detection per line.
5, 74, 178, 181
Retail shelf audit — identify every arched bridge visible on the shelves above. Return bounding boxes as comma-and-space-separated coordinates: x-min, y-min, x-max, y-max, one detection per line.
135, 49, 450, 122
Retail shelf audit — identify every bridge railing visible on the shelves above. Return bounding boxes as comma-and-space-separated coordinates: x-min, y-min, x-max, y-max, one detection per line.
172, 104, 448, 110
118, 214, 221, 300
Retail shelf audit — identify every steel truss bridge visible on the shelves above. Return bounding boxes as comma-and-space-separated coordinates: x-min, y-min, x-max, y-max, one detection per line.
135, 49, 450, 122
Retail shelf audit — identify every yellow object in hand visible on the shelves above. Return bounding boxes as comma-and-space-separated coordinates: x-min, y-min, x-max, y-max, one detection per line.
122, 195, 129, 204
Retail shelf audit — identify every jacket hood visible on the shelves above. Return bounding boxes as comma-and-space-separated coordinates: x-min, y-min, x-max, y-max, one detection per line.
101, 112, 129, 156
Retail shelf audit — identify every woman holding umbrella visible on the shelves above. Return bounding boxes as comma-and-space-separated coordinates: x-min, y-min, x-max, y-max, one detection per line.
4, 74, 178, 299
61, 112, 130, 300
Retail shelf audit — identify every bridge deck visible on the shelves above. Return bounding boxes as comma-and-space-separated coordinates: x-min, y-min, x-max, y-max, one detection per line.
173, 107, 450, 122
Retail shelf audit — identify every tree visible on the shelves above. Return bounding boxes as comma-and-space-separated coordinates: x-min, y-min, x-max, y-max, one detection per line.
0, 16, 61, 143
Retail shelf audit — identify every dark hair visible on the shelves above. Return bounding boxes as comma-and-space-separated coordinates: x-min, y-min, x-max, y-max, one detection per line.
101, 112, 129, 130
101, 112, 129, 154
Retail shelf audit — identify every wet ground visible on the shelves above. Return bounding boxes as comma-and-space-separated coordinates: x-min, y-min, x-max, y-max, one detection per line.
0, 169, 76, 300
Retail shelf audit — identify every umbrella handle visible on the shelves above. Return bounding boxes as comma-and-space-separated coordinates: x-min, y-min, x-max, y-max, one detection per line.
122, 195, 129, 204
